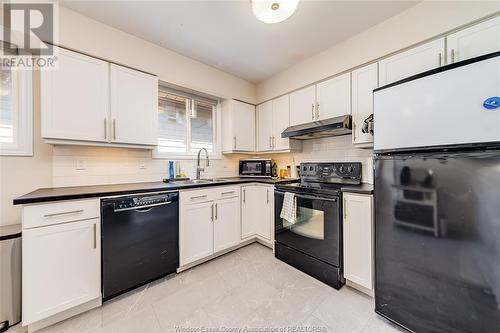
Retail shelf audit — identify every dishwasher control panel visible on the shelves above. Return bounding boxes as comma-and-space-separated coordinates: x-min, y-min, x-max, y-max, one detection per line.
110, 192, 178, 211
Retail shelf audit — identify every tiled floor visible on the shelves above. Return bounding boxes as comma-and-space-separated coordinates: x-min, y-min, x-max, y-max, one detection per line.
12, 243, 404, 333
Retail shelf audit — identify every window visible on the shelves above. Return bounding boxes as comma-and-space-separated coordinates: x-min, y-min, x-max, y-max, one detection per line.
155, 86, 218, 158
0, 63, 32, 156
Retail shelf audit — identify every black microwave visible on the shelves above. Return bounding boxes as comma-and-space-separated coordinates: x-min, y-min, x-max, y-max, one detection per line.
239, 159, 272, 178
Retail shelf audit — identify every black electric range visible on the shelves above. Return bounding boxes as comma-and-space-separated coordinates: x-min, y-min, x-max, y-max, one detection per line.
274, 162, 361, 289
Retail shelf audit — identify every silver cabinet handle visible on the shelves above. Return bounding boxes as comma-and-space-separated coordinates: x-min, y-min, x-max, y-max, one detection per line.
215, 203, 218, 220
222, 191, 235, 195
316, 102, 320, 120
43, 209, 84, 218
272, 136, 275, 149
451, 49, 455, 63
211, 204, 214, 221
93, 223, 97, 249
113, 119, 116, 140
311, 103, 315, 120
267, 189, 269, 203
104, 118, 107, 140
352, 122, 356, 141
269, 136, 272, 149
343, 198, 347, 219
438, 53, 442, 67
191, 194, 207, 200
233, 136, 237, 149
243, 189, 246, 203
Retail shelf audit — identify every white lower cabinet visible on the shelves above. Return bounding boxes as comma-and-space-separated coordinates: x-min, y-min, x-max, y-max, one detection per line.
213, 196, 241, 252
22, 200, 101, 326
241, 185, 273, 243
180, 186, 241, 267
343, 193, 374, 293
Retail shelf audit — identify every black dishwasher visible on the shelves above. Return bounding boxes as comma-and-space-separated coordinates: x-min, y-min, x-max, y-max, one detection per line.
101, 191, 179, 301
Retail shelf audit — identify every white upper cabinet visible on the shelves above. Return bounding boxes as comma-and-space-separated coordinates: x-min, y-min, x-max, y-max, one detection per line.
41, 47, 109, 143
290, 85, 316, 126
447, 16, 500, 64
110, 64, 158, 146
256, 101, 273, 152
316, 72, 351, 120
378, 38, 445, 86
343, 193, 374, 293
351, 63, 378, 147
41, 47, 158, 148
272, 95, 292, 151
222, 100, 256, 152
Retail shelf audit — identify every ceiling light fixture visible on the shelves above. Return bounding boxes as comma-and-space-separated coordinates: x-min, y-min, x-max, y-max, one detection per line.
251, 0, 300, 24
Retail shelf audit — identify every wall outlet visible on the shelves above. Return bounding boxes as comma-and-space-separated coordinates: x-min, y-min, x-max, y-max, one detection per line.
139, 160, 147, 169
76, 159, 86, 170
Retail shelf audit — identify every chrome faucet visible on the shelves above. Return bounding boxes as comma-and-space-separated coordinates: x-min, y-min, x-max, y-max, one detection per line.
196, 148, 210, 179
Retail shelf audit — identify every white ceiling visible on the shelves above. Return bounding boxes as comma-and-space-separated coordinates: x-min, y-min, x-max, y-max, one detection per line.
61, 1, 419, 83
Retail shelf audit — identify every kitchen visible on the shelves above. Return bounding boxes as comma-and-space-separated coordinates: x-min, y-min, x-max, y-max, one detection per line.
1, 1, 500, 333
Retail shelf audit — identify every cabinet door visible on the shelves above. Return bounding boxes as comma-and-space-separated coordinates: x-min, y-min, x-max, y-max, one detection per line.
378, 38, 445, 86
351, 63, 378, 146
110, 64, 158, 146
233, 101, 256, 151
214, 196, 241, 252
447, 16, 500, 64
290, 85, 316, 126
343, 193, 373, 290
256, 101, 273, 152
241, 186, 272, 240
272, 95, 291, 151
41, 47, 109, 142
180, 201, 214, 266
316, 73, 351, 120
241, 186, 257, 238
255, 187, 272, 240
23, 219, 100, 325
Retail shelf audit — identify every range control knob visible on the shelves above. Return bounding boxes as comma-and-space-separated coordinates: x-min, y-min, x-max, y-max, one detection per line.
347, 166, 353, 173
339, 166, 345, 173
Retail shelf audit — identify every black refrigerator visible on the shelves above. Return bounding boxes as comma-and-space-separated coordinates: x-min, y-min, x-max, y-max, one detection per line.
373, 53, 500, 332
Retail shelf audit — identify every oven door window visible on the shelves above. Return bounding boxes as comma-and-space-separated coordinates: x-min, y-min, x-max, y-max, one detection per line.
275, 191, 340, 266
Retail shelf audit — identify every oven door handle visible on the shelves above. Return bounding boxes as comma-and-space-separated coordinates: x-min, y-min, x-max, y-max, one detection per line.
274, 190, 338, 202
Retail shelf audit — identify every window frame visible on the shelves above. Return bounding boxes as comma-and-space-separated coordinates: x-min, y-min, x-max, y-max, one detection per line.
0, 67, 33, 156
153, 87, 221, 160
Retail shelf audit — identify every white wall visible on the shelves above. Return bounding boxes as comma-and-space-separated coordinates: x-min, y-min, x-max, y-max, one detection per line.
58, 6, 256, 103
256, 1, 500, 102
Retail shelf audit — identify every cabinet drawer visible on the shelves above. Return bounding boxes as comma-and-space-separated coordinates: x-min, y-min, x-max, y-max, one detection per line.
214, 186, 240, 200
180, 189, 216, 204
23, 199, 100, 229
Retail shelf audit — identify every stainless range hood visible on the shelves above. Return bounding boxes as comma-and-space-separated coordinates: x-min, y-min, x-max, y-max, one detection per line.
281, 115, 352, 140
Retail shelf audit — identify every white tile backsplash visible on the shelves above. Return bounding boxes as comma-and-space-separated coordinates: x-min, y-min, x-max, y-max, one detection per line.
51, 135, 373, 187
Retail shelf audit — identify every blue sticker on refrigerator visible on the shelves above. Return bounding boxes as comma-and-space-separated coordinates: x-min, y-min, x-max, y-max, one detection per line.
483, 97, 500, 110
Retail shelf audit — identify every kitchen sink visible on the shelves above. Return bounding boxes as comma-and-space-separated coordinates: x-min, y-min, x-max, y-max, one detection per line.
170, 178, 229, 185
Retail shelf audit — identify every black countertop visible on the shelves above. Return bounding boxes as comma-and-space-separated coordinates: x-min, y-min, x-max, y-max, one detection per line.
340, 183, 374, 195
13, 177, 300, 205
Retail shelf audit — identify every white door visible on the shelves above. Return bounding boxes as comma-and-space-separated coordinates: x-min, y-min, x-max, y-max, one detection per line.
272, 95, 291, 151
110, 64, 158, 146
351, 63, 378, 146
213, 196, 241, 252
378, 38, 445, 86
290, 85, 316, 126
180, 201, 214, 266
447, 16, 500, 64
22, 219, 100, 325
255, 186, 272, 240
241, 186, 256, 239
256, 101, 273, 151
316, 73, 351, 120
41, 47, 109, 142
233, 101, 256, 151
343, 194, 373, 290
